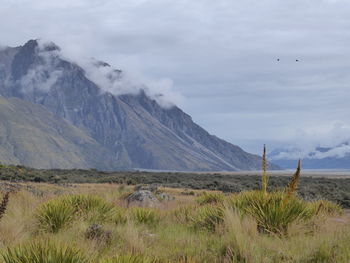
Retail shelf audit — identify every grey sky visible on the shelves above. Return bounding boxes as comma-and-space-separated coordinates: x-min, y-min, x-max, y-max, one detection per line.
1, 0, 350, 154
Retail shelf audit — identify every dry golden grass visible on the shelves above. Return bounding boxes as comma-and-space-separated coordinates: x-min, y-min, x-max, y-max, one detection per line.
0, 181, 348, 262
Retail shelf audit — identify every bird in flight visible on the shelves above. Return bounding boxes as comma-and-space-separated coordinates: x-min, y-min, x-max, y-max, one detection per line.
277, 58, 280, 61
296, 59, 299, 62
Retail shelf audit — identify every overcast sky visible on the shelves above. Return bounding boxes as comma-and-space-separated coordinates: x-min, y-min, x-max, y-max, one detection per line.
1, 0, 350, 154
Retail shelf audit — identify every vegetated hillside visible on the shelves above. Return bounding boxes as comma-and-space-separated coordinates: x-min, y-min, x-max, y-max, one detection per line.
0, 97, 118, 169
0, 39, 277, 171
0, 165, 349, 208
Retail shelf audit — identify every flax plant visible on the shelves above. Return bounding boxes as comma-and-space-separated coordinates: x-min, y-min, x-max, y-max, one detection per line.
261, 145, 269, 194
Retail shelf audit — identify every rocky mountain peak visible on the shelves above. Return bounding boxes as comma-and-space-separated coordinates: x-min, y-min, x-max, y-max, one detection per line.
0, 39, 273, 171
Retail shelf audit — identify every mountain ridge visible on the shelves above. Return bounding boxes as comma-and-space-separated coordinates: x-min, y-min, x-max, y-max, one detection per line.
0, 39, 276, 171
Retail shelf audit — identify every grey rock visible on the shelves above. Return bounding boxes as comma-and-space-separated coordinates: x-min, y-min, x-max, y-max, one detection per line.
0, 40, 279, 171
126, 190, 160, 207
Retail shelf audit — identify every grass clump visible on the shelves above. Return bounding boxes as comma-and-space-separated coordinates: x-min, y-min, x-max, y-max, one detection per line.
196, 192, 225, 205
2, 241, 89, 263
101, 254, 157, 263
130, 207, 160, 226
191, 204, 225, 231
227, 147, 342, 235
241, 190, 311, 235
63, 194, 124, 224
308, 199, 343, 216
35, 199, 74, 233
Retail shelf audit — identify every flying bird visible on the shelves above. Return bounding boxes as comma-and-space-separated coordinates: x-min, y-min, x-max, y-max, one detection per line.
296, 59, 299, 62
277, 58, 280, 61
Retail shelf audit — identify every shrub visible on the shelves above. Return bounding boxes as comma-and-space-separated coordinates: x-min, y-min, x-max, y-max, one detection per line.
191, 205, 225, 231
2, 241, 89, 263
101, 254, 157, 263
196, 192, 225, 205
130, 207, 160, 226
0, 191, 10, 222
85, 224, 112, 244
35, 199, 74, 233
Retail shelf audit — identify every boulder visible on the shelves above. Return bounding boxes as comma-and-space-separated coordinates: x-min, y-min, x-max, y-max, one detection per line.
126, 190, 160, 207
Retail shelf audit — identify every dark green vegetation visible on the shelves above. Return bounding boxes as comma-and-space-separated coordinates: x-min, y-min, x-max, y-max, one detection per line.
1, 165, 349, 208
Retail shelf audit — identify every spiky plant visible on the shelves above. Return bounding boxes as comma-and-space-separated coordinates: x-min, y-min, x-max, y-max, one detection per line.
243, 191, 311, 235
261, 144, 269, 194
62, 194, 122, 224
2, 241, 89, 263
35, 199, 75, 233
0, 191, 10, 222
286, 160, 301, 197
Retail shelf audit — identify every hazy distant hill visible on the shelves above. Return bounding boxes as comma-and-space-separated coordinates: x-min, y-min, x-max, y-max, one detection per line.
269, 145, 350, 169
0, 39, 275, 171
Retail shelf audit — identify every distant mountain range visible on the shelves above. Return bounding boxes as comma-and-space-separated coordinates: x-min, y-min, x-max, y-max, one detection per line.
0, 39, 275, 171
269, 144, 350, 169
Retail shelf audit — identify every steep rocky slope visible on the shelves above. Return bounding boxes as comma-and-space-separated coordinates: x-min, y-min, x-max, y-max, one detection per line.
0, 40, 270, 171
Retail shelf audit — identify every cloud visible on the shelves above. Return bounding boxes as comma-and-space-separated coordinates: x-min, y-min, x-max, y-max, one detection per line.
17, 39, 184, 108
80, 57, 184, 108
270, 123, 350, 160
1, 0, 350, 153
18, 42, 63, 93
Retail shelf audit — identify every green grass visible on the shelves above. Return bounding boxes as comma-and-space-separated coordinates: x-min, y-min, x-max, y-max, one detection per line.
130, 207, 160, 226
230, 190, 311, 235
2, 241, 89, 263
190, 204, 225, 232
35, 199, 74, 233
196, 192, 225, 205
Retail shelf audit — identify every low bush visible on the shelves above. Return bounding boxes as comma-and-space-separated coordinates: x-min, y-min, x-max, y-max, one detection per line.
2, 241, 89, 263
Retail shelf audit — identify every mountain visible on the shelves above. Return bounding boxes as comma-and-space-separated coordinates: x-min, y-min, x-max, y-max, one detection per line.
269, 145, 350, 169
0, 96, 118, 169
0, 39, 272, 171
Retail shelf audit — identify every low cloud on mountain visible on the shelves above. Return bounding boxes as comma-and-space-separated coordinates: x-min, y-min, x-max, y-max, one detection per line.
1, 0, 350, 153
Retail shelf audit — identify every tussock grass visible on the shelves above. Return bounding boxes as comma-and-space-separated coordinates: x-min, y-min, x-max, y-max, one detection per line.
2, 241, 89, 263
308, 199, 343, 216
35, 199, 74, 233
130, 207, 160, 226
196, 192, 225, 205
191, 204, 225, 231
100, 254, 157, 263
0, 168, 348, 263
